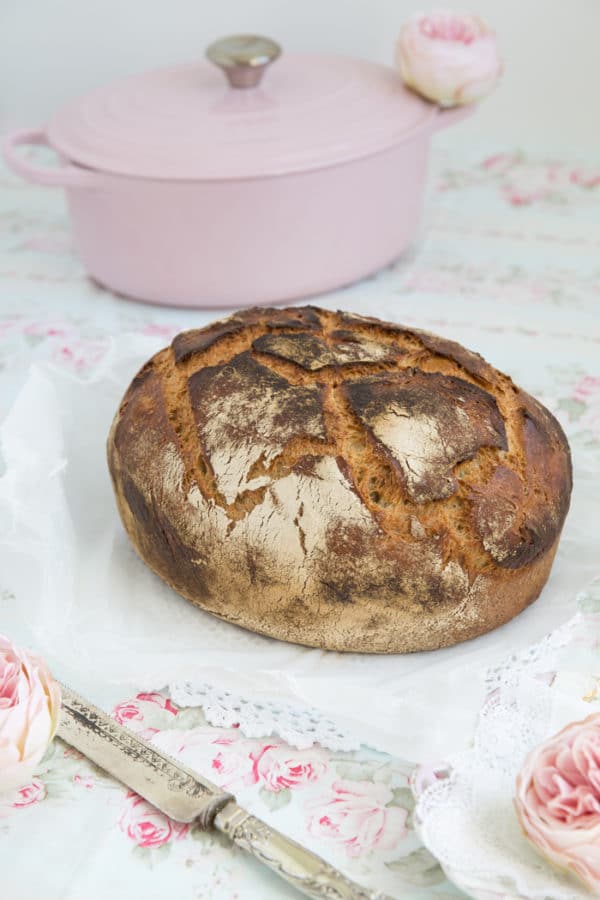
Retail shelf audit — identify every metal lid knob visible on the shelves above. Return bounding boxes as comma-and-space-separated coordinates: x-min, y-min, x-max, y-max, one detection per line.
206, 34, 281, 89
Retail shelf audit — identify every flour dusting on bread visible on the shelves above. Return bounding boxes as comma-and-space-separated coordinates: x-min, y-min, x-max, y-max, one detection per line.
107, 306, 572, 653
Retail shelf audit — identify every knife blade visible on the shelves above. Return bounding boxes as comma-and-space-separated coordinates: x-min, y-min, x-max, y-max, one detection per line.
57, 683, 391, 900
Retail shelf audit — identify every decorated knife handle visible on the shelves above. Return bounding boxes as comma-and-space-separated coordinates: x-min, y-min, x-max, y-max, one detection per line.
214, 801, 391, 900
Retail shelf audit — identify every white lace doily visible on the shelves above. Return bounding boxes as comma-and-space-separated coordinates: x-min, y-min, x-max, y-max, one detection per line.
168, 682, 361, 751
414, 578, 600, 900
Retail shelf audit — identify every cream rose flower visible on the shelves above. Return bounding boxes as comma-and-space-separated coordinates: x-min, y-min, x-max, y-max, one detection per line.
0, 634, 61, 793
396, 11, 502, 107
515, 713, 600, 892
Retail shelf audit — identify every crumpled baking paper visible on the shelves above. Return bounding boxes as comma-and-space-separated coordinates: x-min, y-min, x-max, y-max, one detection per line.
0, 334, 597, 761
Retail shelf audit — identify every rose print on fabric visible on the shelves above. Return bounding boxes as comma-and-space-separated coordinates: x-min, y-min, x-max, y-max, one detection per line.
306, 779, 408, 858
570, 168, 600, 189
552, 370, 600, 451
250, 744, 328, 793
153, 727, 329, 798
118, 791, 189, 848
73, 774, 95, 790
0, 679, 452, 892
153, 726, 261, 791
571, 376, 600, 440
209, 735, 261, 790
135, 692, 179, 715
8, 779, 47, 808
112, 691, 179, 733
439, 152, 600, 207
112, 700, 144, 727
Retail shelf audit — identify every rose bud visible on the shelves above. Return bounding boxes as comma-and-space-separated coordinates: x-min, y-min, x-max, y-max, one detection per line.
396, 10, 502, 107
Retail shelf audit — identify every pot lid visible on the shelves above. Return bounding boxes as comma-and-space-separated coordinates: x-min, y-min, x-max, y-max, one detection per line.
47, 34, 438, 181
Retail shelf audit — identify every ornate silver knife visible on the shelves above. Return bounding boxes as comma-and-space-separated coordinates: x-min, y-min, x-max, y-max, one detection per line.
57, 684, 391, 900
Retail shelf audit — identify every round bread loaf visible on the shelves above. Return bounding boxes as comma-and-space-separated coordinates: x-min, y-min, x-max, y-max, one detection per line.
108, 306, 572, 653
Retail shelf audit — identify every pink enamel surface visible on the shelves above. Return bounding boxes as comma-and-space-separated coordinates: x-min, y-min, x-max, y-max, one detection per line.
47, 55, 436, 180
65, 136, 430, 307
2, 52, 473, 308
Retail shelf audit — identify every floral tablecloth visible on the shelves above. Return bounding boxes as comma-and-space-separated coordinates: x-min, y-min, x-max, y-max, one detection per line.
1, 148, 599, 899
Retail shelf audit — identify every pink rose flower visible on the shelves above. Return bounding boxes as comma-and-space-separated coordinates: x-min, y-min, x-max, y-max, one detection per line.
73, 774, 95, 790
154, 728, 327, 794
210, 735, 262, 789
24, 321, 70, 338
135, 692, 179, 716
307, 779, 408, 858
515, 713, 600, 892
251, 744, 328, 792
140, 323, 178, 339
152, 727, 261, 790
572, 375, 600, 439
118, 791, 189, 848
396, 11, 502, 107
570, 169, 600, 189
52, 339, 107, 374
501, 163, 566, 207
112, 700, 143, 726
0, 634, 61, 794
9, 779, 46, 807
112, 692, 179, 727
480, 152, 518, 175
63, 747, 83, 760
573, 375, 600, 405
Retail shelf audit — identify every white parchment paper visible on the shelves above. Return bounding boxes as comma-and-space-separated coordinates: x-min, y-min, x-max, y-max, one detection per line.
0, 335, 597, 761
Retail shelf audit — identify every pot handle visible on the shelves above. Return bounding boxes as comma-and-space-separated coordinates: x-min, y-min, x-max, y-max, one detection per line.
432, 104, 475, 132
2, 128, 94, 188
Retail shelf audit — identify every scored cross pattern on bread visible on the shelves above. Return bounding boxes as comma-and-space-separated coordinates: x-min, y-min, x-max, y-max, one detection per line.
108, 307, 572, 653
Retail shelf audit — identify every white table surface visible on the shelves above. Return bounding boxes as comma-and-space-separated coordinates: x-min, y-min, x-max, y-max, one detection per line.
1, 146, 599, 899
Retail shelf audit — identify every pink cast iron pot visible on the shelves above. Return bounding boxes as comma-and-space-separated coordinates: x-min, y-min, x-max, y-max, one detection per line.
2, 35, 471, 308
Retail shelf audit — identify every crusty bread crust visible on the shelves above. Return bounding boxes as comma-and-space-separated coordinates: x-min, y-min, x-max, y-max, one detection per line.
107, 307, 572, 653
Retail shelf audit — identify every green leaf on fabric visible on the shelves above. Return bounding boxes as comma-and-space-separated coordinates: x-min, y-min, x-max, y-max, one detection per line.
24, 333, 44, 348
175, 707, 209, 730
389, 787, 415, 811
385, 847, 446, 885
131, 842, 171, 867
558, 397, 585, 420
333, 760, 377, 781
258, 786, 291, 811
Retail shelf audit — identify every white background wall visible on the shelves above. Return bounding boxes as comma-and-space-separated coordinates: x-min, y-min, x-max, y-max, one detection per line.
1, 0, 599, 153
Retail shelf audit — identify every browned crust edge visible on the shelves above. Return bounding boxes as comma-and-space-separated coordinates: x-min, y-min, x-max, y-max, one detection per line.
107, 306, 572, 654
